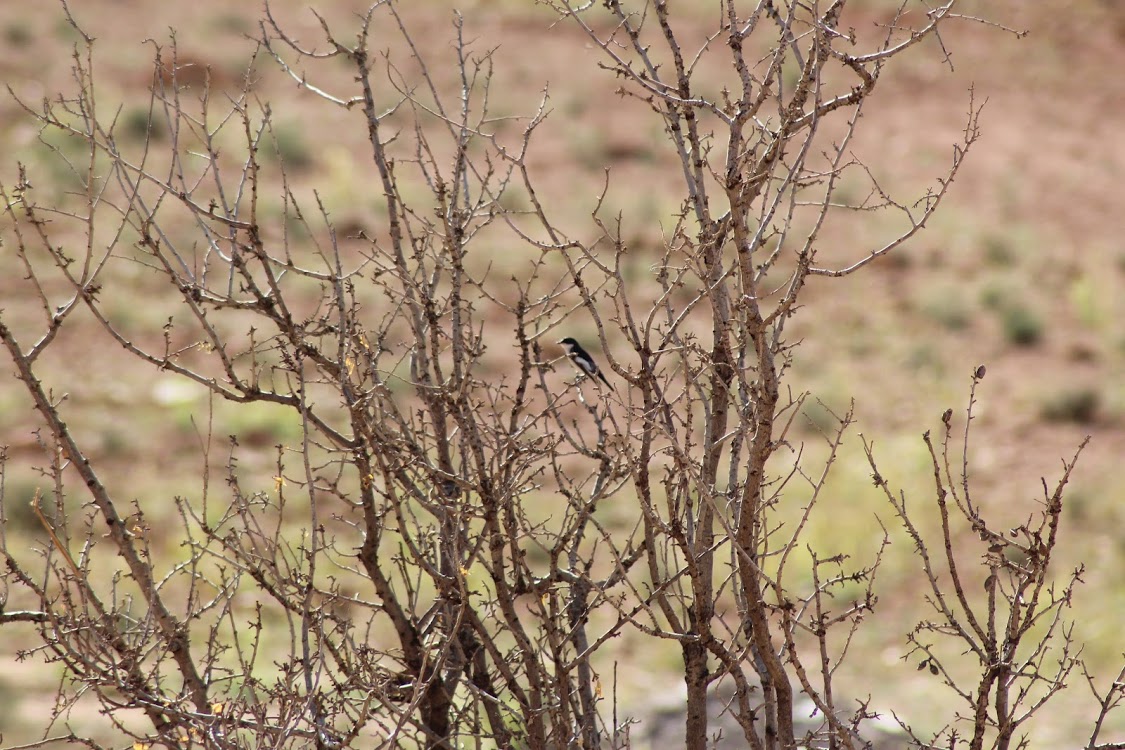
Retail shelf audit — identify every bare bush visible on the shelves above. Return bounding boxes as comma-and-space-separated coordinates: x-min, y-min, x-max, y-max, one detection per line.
0, 2, 1115, 750
871, 370, 1090, 750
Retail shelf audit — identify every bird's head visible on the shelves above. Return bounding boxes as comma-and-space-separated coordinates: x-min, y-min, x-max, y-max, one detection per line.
558, 337, 578, 348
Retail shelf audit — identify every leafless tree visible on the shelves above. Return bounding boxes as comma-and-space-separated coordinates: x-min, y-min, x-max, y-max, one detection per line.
0, 2, 1115, 750
871, 369, 1090, 750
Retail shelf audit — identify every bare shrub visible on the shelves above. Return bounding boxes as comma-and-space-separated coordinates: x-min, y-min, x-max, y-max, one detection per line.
0, 2, 1115, 750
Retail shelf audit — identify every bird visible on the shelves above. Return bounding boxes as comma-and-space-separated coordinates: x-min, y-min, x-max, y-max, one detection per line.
558, 337, 614, 390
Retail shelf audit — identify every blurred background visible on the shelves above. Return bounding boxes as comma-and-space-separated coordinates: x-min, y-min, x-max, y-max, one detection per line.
1, 1, 1123, 746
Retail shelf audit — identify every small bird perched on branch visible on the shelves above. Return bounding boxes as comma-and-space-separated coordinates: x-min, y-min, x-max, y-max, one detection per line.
558, 337, 614, 390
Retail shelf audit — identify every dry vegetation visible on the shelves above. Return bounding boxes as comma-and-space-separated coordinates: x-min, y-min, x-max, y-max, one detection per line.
1, 1, 1124, 749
